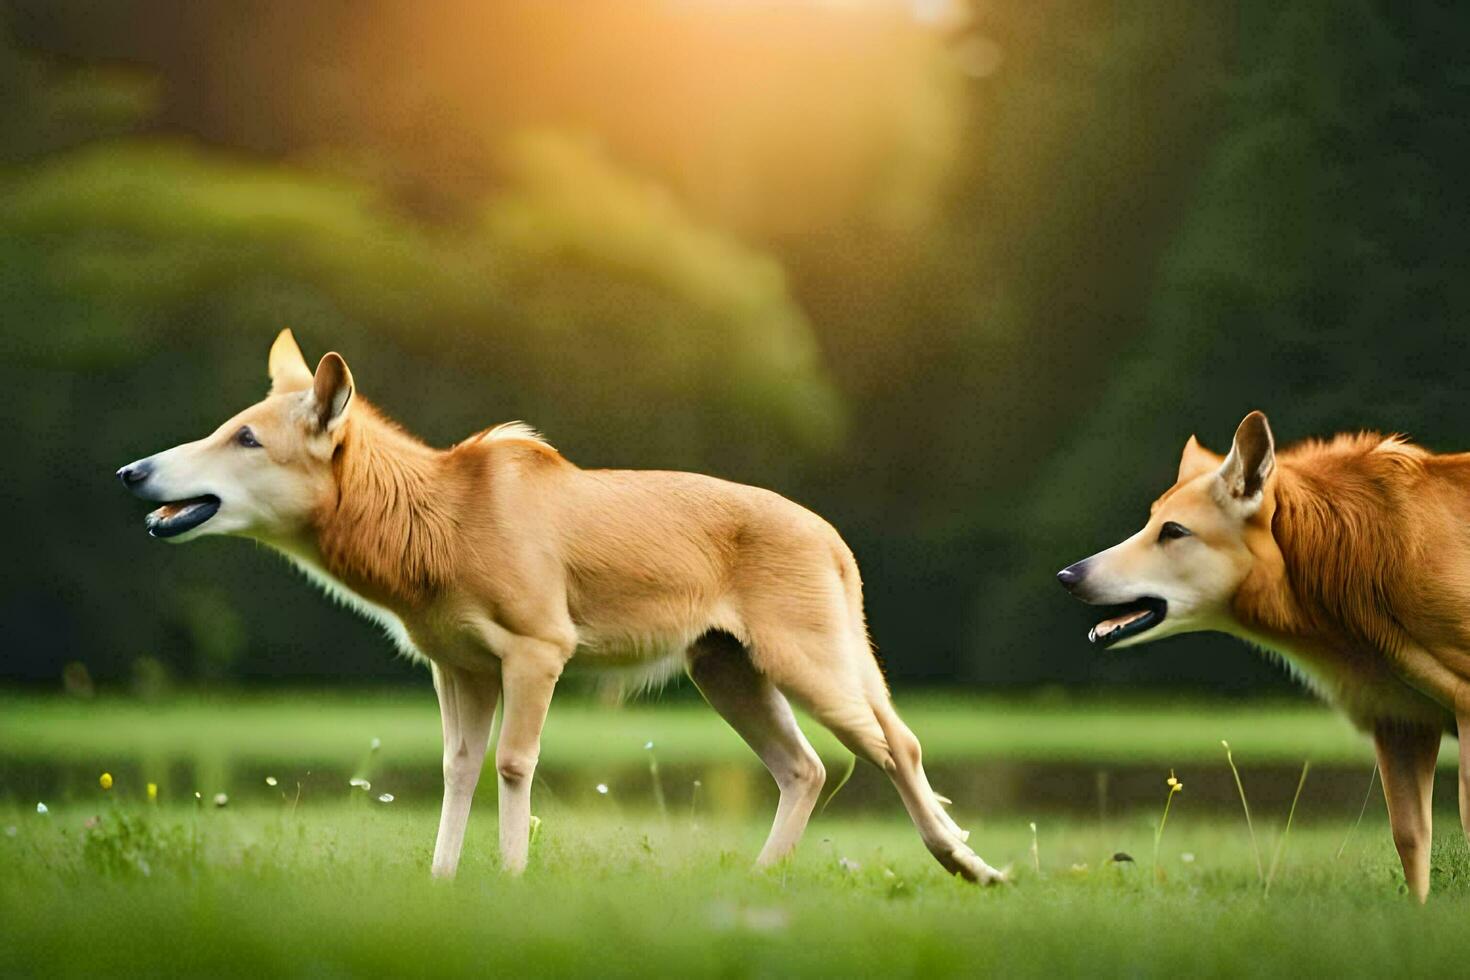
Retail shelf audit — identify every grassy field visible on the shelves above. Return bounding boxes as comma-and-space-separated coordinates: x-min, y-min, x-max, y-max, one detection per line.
4, 692, 1469, 977
2, 798, 1468, 978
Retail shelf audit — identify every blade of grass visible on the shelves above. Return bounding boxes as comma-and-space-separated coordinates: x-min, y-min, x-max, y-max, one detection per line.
644, 742, 667, 819
1152, 770, 1183, 885
1335, 762, 1378, 860
818, 753, 857, 814
1221, 740, 1264, 885
1264, 760, 1310, 898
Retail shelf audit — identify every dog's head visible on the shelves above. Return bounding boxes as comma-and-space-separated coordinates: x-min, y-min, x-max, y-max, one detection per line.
1056, 410, 1277, 649
116, 330, 354, 545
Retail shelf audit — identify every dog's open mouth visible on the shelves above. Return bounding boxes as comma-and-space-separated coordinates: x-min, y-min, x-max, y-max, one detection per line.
1088, 597, 1167, 648
144, 495, 220, 538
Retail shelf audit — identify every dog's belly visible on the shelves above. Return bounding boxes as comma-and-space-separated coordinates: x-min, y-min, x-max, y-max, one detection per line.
565, 627, 709, 699
566, 596, 744, 690
571, 622, 718, 668
570, 592, 742, 661
572, 634, 685, 667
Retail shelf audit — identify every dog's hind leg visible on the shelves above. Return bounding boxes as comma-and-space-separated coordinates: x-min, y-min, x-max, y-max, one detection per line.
430, 661, 502, 878
865, 690, 1001, 883
1374, 721, 1440, 902
747, 626, 1002, 884
931, 793, 970, 842
687, 632, 826, 866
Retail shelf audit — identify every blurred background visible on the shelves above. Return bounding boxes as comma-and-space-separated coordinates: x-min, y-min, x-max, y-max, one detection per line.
3, 0, 1468, 702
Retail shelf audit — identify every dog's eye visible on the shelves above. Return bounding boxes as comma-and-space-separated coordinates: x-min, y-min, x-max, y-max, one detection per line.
235, 426, 262, 449
1158, 521, 1192, 543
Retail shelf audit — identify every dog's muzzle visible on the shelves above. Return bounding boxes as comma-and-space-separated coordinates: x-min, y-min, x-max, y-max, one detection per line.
1056, 558, 1168, 648
116, 456, 221, 539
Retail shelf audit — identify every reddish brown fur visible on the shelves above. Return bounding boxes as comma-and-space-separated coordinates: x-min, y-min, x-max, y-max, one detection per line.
316, 404, 468, 606
1064, 412, 1470, 899
1234, 433, 1470, 730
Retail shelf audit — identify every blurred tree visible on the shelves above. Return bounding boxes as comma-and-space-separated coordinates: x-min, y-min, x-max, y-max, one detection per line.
787, 2, 1227, 682
0, 16, 154, 163
0, 78, 841, 684
988, 0, 1470, 690
2, 0, 1466, 693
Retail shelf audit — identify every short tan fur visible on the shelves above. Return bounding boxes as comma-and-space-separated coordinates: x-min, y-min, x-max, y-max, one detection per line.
119, 330, 1003, 884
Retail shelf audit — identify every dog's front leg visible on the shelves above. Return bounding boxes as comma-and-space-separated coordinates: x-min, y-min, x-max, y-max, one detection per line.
1373, 721, 1440, 902
430, 661, 502, 879
1459, 708, 1470, 851
494, 637, 569, 875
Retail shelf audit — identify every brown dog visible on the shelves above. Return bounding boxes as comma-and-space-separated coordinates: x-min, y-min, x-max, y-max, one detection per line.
1058, 410, 1470, 900
117, 330, 1003, 884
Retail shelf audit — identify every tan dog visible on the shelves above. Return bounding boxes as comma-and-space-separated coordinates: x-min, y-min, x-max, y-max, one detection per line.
1058, 410, 1470, 900
117, 330, 1002, 884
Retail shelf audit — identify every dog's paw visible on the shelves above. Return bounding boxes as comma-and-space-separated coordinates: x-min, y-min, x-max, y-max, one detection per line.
953, 852, 1008, 886
980, 863, 1011, 887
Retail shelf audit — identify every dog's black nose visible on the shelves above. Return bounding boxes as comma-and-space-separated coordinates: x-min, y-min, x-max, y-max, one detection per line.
116, 460, 152, 488
1056, 563, 1085, 590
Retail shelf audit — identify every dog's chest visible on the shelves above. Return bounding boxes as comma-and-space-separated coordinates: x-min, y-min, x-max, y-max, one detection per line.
1245, 632, 1450, 729
284, 555, 426, 664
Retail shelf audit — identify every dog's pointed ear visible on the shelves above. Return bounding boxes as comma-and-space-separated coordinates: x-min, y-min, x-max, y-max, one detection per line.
269, 329, 314, 393
1217, 411, 1275, 515
310, 352, 354, 433
1177, 434, 1221, 484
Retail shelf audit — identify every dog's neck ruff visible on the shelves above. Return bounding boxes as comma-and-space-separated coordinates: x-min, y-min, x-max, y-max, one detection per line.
313, 403, 462, 610
1236, 435, 1424, 657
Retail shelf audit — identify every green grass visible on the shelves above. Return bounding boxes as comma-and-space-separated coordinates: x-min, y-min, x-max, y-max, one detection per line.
2, 689, 1455, 767
4, 693, 1469, 976
2, 797, 1468, 978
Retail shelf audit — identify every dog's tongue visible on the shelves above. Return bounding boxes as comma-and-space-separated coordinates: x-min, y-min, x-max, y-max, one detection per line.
150, 502, 188, 520
1090, 608, 1149, 640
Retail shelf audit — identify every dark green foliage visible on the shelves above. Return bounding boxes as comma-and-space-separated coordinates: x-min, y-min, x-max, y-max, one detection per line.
3, 1, 1467, 690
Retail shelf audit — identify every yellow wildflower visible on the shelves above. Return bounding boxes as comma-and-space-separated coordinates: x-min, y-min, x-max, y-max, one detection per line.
1166, 769, 1183, 793
147, 782, 158, 803
99, 772, 113, 791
